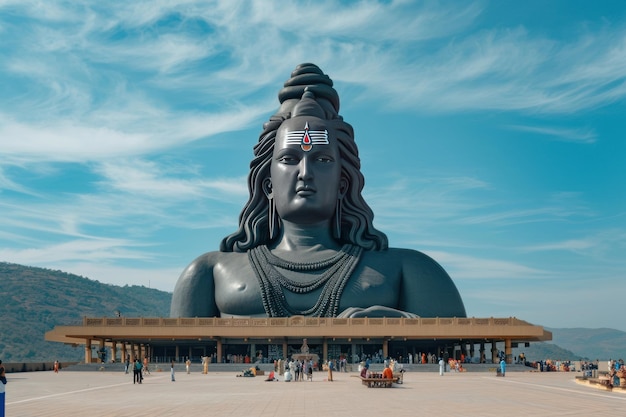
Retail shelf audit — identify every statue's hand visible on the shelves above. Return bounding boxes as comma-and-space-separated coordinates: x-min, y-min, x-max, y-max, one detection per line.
337, 305, 418, 318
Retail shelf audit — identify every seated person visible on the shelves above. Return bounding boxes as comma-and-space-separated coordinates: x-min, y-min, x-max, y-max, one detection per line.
382, 365, 394, 379
284, 369, 292, 382
360, 364, 369, 378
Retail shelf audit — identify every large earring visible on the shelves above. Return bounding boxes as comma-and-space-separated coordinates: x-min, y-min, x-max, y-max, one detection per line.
333, 198, 342, 240
268, 197, 276, 240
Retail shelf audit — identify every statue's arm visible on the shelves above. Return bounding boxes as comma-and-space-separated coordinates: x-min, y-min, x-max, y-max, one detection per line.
399, 249, 467, 317
170, 253, 218, 317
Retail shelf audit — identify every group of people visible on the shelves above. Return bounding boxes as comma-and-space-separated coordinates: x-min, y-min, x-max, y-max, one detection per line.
124, 356, 158, 384
282, 359, 315, 382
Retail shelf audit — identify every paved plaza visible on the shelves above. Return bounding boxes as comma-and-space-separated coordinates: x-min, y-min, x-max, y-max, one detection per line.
4, 368, 625, 416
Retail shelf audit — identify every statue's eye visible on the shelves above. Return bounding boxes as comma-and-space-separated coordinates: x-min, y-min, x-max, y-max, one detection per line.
316, 155, 333, 163
277, 154, 299, 164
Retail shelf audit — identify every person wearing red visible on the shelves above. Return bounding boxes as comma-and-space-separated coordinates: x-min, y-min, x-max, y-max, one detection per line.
382, 365, 393, 379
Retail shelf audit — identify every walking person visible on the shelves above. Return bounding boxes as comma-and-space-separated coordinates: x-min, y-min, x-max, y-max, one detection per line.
142, 357, 150, 376
202, 356, 209, 374
500, 358, 506, 377
186, 358, 191, 374
439, 357, 444, 376
170, 360, 176, 382
133, 359, 142, 384
327, 359, 334, 382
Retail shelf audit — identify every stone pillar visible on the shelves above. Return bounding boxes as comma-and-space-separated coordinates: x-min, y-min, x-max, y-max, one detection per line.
121, 343, 127, 363
250, 343, 256, 361
382, 338, 389, 359
322, 338, 328, 362
282, 339, 288, 360
175, 345, 180, 362
216, 338, 223, 363
85, 339, 92, 364
111, 341, 117, 363
505, 338, 512, 364
188, 346, 192, 361
99, 338, 106, 363
479, 342, 485, 363
351, 341, 357, 363
491, 340, 498, 363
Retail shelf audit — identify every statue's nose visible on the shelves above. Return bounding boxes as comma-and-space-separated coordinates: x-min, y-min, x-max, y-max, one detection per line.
297, 157, 313, 180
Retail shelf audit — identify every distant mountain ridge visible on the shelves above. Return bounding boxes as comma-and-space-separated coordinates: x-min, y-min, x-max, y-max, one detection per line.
547, 327, 626, 361
0, 262, 171, 362
1, 262, 623, 363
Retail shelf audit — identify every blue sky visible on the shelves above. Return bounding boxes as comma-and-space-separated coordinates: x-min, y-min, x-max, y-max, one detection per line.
1, 0, 625, 331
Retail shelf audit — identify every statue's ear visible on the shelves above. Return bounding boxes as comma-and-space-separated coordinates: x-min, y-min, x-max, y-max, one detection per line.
263, 178, 273, 199
338, 178, 348, 199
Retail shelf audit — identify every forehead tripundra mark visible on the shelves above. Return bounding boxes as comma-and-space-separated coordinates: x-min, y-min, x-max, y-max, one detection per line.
284, 121, 329, 152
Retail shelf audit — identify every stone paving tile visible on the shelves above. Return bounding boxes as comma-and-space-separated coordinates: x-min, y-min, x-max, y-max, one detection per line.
4, 370, 626, 417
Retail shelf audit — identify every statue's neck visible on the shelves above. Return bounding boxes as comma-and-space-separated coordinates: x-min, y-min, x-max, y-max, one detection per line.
272, 220, 340, 253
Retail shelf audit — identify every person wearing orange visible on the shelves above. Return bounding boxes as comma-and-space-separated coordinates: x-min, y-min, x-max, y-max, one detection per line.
382, 365, 393, 379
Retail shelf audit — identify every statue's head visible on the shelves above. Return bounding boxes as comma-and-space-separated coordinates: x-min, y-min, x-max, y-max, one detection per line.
220, 63, 388, 252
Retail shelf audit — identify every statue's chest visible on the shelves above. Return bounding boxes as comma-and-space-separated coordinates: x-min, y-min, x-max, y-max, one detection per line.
212, 252, 402, 317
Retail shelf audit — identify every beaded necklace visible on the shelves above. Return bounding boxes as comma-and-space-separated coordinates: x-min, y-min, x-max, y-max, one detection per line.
248, 244, 363, 317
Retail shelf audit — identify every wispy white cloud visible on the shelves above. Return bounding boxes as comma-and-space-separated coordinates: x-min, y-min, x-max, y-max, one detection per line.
3, 0, 625, 165
0, 106, 264, 163
521, 228, 626, 261
94, 159, 248, 199
428, 250, 549, 280
507, 124, 597, 143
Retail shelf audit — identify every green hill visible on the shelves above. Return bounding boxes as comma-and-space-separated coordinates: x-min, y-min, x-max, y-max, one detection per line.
0, 262, 171, 362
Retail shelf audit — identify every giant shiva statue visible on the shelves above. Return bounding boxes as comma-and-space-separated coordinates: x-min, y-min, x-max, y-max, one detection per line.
171, 63, 466, 319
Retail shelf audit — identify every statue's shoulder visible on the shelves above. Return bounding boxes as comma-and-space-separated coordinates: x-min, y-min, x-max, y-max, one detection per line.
177, 250, 245, 282
186, 250, 245, 267
369, 247, 449, 274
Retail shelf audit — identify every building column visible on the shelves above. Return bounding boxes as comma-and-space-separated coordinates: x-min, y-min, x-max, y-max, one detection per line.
188, 346, 192, 361
479, 342, 485, 363
175, 345, 179, 362
322, 338, 328, 362
99, 338, 106, 363
250, 343, 256, 361
111, 341, 117, 363
382, 338, 389, 359
216, 338, 223, 363
85, 339, 92, 364
491, 340, 498, 363
505, 338, 512, 364
121, 343, 127, 363
282, 339, 288, 360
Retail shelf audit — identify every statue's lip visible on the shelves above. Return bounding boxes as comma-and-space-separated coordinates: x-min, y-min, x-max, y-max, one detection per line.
296, 185, 316, 195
